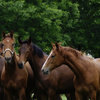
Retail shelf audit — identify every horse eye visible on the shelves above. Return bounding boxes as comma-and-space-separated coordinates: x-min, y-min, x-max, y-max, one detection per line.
0, 52, 3, 55
26, 51, 29, 53
2, 44, 4, 47
51, 55, 55, 58
12, 43, 15, 46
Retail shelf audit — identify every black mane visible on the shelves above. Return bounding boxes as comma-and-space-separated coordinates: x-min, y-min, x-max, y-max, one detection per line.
22, 40, 44, 58
31, 43, 44, 58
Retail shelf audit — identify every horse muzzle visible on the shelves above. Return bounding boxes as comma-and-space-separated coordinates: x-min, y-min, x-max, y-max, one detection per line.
5, 56, 12, 63
17, 62, 24, 69
41, 68, 50, 75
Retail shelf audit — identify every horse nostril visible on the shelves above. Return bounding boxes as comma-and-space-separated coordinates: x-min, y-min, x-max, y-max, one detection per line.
45, 70, 49, 74
41, 69, 44, 73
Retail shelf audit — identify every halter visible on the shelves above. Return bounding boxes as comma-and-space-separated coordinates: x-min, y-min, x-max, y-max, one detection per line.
3, 48, 14, 55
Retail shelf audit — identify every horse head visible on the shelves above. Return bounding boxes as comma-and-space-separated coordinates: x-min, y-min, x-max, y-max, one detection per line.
17, 37, 32, 69
2, 31, 15, 63
41, 42, 64, 75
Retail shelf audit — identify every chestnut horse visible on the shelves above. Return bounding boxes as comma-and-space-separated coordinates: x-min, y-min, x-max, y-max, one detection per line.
17, 37, 90, 100
41, 42, 100, 100
1, 31, 35, 100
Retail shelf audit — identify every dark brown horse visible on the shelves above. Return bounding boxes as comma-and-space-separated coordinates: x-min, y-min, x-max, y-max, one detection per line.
1, 31, 35, 100
17, 37, 78, 100
41, 42, 100, 100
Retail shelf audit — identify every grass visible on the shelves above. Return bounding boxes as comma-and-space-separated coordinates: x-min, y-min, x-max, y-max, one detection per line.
61, 94, 67, 100
32, 94, 67, 100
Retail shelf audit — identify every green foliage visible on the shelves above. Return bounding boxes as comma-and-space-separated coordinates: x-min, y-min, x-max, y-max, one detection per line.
0, 0, 100, 57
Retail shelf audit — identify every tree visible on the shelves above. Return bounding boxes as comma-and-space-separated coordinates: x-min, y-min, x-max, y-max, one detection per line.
0, 0, 100, 57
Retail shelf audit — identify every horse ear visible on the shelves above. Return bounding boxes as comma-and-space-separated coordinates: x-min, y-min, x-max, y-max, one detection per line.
55, 42, 59, 50
28, 37, 31, 44
18, 36, 22, 45
10, 30, 13, 38
77, 44, 81, 51
2, 31, 5, 39
69, 45, 72, 48
51, 42, 55, 48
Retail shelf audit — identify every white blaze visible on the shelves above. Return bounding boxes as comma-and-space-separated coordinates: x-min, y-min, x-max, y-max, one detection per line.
7, 40, 9, 42
42, 51, 53, 69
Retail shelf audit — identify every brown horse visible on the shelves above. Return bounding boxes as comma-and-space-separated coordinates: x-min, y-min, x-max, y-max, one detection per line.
41, 42, 100, 100
1, 31, 34, 100
17, 37, 87, 100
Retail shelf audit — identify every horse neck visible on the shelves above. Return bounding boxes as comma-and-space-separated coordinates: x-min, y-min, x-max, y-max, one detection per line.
5, 52, 17, 74
61, 48, 87, 78
29, 53, 47, 78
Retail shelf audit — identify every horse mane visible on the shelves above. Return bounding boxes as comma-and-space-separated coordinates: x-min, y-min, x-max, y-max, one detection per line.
62, 47, 83, 57
83, 52, 94, 60
2, 33, 15, 42
63, 46, 94, 60
31, 43, 44, 58
21, 40, 44, 58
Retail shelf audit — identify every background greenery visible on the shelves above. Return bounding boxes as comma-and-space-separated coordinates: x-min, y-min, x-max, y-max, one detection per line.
0, 0, 100, 57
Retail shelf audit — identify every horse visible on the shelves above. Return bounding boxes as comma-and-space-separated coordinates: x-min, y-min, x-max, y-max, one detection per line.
1, 31, 35, 100
0, 43, 5, 100
17, 37, 90, 100
41, 42, 100, 100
